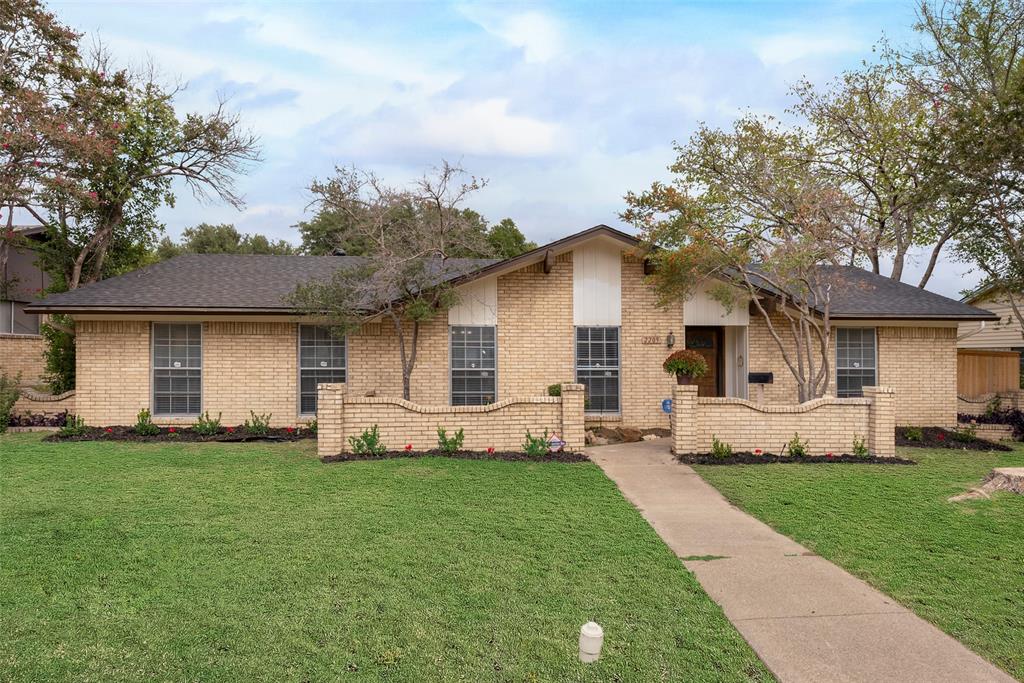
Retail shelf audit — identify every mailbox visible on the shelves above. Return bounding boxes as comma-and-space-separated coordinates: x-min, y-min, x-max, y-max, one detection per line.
748, 372, 774, 384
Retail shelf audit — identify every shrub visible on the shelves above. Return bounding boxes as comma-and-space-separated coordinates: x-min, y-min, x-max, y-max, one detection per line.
133, 409, 160, 436
852, 435, 870, 458
522, 429, 549, 457
951, 424, 977, 442
904, 426, 924, 442
192, 411, 222, 437
41, 316, 75, 394
0, 371, 21, 434
244, 410, 272, 436
710, 435, 733, 459
662, 349, 709, 378
58, 415, 88, 437
785, 433, 809, 457
306, 418, 318, 435
984, 396, 1003, 418
547, 383, 562, 397
436, 426, 465, 454
348, 424, 386, 455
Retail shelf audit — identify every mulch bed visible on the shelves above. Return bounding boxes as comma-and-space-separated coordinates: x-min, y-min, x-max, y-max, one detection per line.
677, 452, 916, 465
321, 449, 589, 464
958, 410, 1024, 440
44, 426, 314, 443
896, 426, 1012, 451
9, 412, 69, 428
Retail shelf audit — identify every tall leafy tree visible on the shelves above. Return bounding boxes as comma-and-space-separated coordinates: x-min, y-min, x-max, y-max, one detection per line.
156, 223, 295, 259
486, 217, 536, 259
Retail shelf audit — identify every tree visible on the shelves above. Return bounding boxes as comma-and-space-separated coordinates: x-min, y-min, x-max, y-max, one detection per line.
623, 118, 856, 402
155, 222, 295, 259
790, 65, 951, 286
486, 217, 536, 258
906, 0, 1024, 337
290, 162, 490, 400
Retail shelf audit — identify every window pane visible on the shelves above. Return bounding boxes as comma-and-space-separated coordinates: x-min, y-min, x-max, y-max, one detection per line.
576, 327, 620, 413
836, 328, 876, 397
450, 326, 496, 405
0, 301, 13, 334
153, 324, 202, 415
298, 326, 346, 414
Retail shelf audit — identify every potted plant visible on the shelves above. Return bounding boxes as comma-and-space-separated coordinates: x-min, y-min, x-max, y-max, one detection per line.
662, 349, 709, 385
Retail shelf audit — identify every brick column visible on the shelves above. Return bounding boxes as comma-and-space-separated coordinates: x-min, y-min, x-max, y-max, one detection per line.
864, 385, 895, 458
671, 384, 699, 454
316, 383, 346, 457
560, 383, 585, 452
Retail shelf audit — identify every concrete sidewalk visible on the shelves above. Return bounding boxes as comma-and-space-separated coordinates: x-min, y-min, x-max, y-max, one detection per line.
589, 439, 1014, 683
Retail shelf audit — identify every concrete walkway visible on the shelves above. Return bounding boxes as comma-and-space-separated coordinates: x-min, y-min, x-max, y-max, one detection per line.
589, 439, 1014, 683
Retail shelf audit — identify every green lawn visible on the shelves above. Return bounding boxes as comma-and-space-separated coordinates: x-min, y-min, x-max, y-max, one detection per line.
0, 434, 772, 682
694, 445, 1024, 680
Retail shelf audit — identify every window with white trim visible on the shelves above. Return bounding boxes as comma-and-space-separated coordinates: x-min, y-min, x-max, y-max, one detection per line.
299, 325, 346, 414
152, 323, 202, 415
576, 326, 620, 413
450, 326, 496, 405
836, 327, 877, 398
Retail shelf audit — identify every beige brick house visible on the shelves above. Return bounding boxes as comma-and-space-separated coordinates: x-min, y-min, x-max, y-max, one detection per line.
27, 225, 996, 429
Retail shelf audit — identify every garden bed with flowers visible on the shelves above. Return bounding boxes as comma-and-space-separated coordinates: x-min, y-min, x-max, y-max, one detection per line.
896, 426, 1012, 451
44, 424, 314, 443
677, 451, 916, 465
8, 411, 69, 428
321, 448, 589, 464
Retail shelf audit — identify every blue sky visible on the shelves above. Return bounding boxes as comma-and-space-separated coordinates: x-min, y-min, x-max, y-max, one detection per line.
51, 0, 978, 297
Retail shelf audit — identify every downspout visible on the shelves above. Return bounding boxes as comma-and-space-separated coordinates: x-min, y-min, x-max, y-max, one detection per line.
956, 321, 987, 342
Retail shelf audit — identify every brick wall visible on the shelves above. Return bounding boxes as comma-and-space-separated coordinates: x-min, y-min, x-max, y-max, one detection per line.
317, 382, 585, 456
13, 388, 75, 417
958, 391, 1023, 415
671, 384, 896, 457
0, 334, 46, 383
75, 320, 150, 425
877, 326, 957, 427
620, 254, 681, 429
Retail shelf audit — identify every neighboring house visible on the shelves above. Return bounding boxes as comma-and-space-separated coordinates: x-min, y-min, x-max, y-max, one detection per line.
958, 284, 1023, 395
26, 225, 995, 429
1, 226, 50, 384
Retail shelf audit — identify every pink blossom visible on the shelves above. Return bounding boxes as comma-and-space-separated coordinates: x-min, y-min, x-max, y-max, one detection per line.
286, 427, 294, 433
105, 427, 113, 433
86, 191, 98, 199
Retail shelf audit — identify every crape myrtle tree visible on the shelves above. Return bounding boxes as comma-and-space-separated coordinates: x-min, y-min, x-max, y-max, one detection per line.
290, 162, 491, 401
623, 117, 856, 402
905, 0, 1024, 339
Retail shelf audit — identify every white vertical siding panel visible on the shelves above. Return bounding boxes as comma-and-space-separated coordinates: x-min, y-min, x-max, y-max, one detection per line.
573, 243, 622, 326
684, 280, 750, 326
448, 276, 497, 326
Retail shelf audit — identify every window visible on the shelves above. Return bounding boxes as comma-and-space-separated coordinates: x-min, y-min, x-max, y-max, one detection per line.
299, 325, 346, 414
450, 326, 496, 405
836, 328, 876, 398
152, 323, 202, 415
1, 301, 40, 335
576, 326, 620, 413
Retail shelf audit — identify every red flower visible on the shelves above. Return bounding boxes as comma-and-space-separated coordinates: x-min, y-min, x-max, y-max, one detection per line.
404, 443, 413, 451
753, 448, 762, 455
168, 427, 176, 433
286, 427, 294, 433
105, 427, 112, 433
937, 432, 945, 441
486, 446, 495, 455
227, 426, 235, 433
826, 452, 834, 458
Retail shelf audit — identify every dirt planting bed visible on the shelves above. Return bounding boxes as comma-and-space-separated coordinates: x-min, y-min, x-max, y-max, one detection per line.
45, 425, 314, 443
677, 452, 916, 465
896, 426, 1012, 451
321, 449, 589, 464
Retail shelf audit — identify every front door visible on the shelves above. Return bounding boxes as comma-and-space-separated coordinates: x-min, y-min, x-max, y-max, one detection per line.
685, 327, 723, 397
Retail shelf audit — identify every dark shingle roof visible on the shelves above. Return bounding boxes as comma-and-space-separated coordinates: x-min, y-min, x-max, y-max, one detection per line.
27, 254, 496, 313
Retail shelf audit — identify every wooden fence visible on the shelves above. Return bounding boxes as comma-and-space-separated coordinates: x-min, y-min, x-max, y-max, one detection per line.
957, 349, 1021, 396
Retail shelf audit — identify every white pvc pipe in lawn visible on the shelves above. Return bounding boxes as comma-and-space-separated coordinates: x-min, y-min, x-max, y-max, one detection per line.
579, 621, 604, 663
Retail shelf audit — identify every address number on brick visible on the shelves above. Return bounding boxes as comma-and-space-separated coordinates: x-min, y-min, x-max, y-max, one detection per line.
640, 336, 661, 345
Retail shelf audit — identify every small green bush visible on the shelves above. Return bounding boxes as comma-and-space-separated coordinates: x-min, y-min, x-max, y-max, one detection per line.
785, 433, 809, 457
0, 372, 21, 434
306, 418, 318, 435
349, 424, 386, 455
522, 429, 549, 457
951, 424, 977, 442
244, 410, 272, 436
984, 396, 1002, 418
710, 435, 733, 459
547, 384, 562, 397
58, 415, 88, 437
133, 409, 160, 436
852, 435, 870, 458
193, 411, 223, 437
436, 426, 465, 454
904, 426, 924, 442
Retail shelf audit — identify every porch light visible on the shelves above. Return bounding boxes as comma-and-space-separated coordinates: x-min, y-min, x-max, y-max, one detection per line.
666, 331, 675, 348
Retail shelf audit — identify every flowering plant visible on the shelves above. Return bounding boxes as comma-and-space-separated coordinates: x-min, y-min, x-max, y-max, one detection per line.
404, 443, 413, 451
753, 448, 762, 455
486, 446, 495, 455
662, 350, 709, 378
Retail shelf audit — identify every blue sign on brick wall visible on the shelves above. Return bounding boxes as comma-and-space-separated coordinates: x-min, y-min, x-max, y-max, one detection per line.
661, 398, 672, 414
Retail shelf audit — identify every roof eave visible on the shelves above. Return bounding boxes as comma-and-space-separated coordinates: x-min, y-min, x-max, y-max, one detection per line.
830, 312, 1000, 321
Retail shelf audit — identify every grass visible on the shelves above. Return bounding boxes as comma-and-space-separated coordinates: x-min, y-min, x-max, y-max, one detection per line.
693, 444, 1024, 680
0, 433, 772, 682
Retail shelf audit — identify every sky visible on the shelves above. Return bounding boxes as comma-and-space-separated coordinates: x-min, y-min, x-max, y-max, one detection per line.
50, 0, 981, 299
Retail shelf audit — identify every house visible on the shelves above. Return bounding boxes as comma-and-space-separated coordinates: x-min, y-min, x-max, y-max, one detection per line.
1, 226, 50, 384
26, 225, 996, 430
957, 284, 1023, 398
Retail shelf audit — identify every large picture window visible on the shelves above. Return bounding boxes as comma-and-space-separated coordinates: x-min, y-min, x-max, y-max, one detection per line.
576, 326, 620, 413
299, 325, 346, 414
450, 326, 496, 406
836, 327, 877, 398
152, 323, 202, 415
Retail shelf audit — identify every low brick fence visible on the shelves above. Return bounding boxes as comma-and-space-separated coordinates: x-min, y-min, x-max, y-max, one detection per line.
316, 383, 585, 457
671, 385, 896, 457
958, 391, 1023, 416
13, 388, 76, 418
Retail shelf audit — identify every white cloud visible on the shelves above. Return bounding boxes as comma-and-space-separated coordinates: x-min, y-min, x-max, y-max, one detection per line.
754, 31, 863, 66
459, 6, 564, 63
